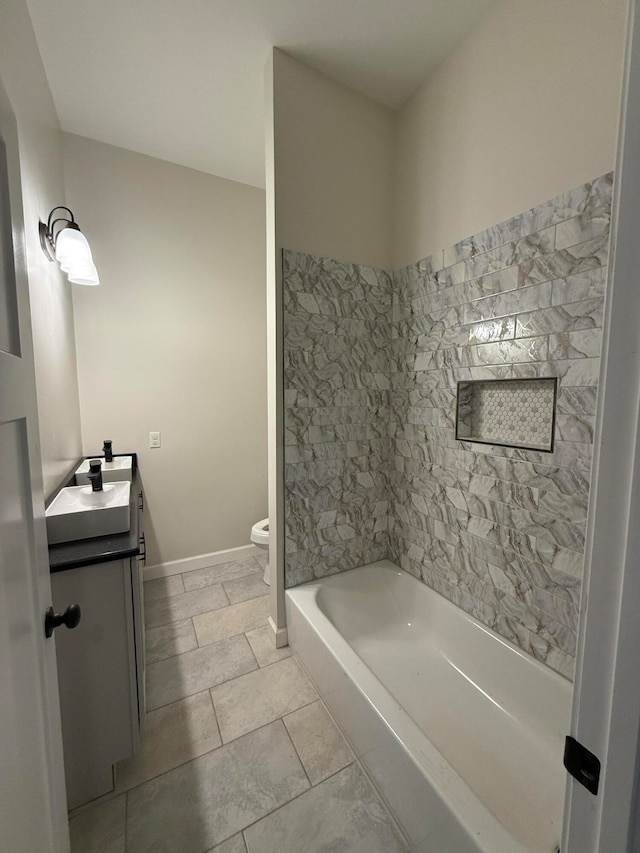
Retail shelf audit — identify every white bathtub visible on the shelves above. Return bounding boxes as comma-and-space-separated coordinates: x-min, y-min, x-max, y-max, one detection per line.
285, 560, 572, 853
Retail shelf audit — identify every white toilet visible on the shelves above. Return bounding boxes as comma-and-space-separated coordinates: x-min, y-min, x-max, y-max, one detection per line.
250, 518, 270, 585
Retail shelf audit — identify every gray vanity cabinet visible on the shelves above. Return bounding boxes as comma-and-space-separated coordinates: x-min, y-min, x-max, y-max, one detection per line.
52, 554, 144, 809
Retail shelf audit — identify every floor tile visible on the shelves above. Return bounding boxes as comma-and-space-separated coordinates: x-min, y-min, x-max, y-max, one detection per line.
126, 720, 309, 853
223, 572, 269, 605
145, 617, 198, 664
210, 657, 317, 743
254, 551, 268, 568
115, 692, 221, 791
69, 793, 126, 853
145, 583, 229, 628
193, 595, 269, 647
182, 557, 262, 592
283, 700, 354, 785
245, 625, 292, 667
146, 635, 258, 710
243, 764, 409, 853
143, 574, 185, 602
207, 834, 247, 853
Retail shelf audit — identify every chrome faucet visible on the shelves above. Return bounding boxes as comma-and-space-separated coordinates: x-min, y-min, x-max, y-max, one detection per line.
103, 439, 113, 462
87, 459, 103, 492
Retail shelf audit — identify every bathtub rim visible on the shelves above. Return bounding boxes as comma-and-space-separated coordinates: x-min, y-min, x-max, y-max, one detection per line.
286, 559, 568, 853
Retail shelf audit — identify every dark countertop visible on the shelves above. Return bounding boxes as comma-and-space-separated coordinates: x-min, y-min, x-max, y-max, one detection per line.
48, 455, 143, 574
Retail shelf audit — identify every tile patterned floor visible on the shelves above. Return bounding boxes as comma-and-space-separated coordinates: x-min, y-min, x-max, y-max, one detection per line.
68, 554, 409, 853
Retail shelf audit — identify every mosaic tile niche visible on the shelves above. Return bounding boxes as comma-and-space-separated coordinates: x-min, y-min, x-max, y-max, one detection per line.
455, 378, 557, 451
282, 172, 612, 679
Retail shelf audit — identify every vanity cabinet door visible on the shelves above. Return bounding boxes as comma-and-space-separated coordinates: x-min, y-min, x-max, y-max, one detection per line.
52, 559, 137, 809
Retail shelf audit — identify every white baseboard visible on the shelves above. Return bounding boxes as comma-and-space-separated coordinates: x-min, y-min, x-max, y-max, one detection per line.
144, 544, 261, 581
268, 616, 288, 648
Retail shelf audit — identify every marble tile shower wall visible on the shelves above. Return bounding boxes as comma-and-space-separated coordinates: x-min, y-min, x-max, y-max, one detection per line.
389, 173, 612, 679
282, 172, 611, 679
283, 250, 392, 587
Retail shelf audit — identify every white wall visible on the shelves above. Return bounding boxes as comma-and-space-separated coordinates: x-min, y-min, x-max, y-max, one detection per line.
0, 0, 82, 497
272, 49, 395, 270
265, 49, 395, 636
265, 52, 286, 636
394, 0, 629, 267
63, 134, 267, 566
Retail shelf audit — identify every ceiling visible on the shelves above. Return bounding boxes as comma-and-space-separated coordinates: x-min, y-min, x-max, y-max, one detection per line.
26, 0, 498, 189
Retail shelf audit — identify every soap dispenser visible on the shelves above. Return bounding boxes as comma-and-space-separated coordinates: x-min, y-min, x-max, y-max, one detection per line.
103, 439, 113, 462
87, 459, 103, 492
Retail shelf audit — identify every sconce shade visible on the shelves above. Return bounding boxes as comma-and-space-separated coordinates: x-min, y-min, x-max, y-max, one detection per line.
39, 206, 100, 286
55, 227, 93, 267
68, 262, 100, 286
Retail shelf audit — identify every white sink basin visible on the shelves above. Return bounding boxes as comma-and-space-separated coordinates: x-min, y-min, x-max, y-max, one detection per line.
75, 455, 133, 484
46, 482, 131, 544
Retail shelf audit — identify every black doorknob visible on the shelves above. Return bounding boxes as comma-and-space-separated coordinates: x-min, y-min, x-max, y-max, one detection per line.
44, 604, 82, 638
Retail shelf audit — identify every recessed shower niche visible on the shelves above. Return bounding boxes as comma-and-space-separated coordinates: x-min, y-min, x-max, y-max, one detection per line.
455, 377, 558, 452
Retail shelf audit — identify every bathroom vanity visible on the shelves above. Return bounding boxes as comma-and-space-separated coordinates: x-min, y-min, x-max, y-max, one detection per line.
48, 455, 145, 810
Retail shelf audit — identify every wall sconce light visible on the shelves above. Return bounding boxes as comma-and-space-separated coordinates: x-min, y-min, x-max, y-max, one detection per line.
39, 206, 100, 286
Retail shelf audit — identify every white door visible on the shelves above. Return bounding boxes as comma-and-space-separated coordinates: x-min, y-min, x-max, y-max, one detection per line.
0, 79, 69, 851
562, 1, 640, 850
